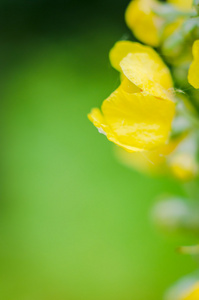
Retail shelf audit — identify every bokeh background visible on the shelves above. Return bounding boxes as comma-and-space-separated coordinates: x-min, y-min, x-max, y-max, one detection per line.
0, 0, 197, 299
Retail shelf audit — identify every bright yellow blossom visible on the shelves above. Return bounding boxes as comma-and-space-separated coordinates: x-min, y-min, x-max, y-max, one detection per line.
88, 41, 175, 152
188, 40, 199, 89
109, 41, 174, 93
125, 0, 193, 48
125, 0, 162, 47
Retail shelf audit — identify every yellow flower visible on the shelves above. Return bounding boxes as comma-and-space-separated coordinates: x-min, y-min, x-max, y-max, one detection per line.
188, 40, 199, 89
88, 41, 175, 152
125, 0, 193, 48
125, 0, 162, 47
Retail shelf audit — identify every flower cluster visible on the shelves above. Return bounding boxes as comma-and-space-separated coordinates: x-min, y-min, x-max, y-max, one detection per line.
88, 0, 199, 182
125, 0, 193, 47
88, 41, 175, 152
88, 0, 199, 298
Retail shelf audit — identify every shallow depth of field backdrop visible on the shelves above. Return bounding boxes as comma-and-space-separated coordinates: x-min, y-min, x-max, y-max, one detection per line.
0, 0, 197, 299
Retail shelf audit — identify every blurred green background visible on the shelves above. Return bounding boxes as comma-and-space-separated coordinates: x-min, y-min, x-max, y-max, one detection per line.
0, 0, 197, 299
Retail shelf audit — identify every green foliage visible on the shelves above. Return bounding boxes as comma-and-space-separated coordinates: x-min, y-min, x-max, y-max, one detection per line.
0, 28, 196, 300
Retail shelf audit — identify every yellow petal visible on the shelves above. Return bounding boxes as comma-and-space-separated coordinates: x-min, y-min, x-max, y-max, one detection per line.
101, 88, 175, 151
125, 0, 162, 47
120, 53, 173, 100
120, 76, 141, 93
88, 108, 142, 152
109, 40, 150, 72
88, 108, 116, 141
109, 40, 173, 91
188, 40, 199, 89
